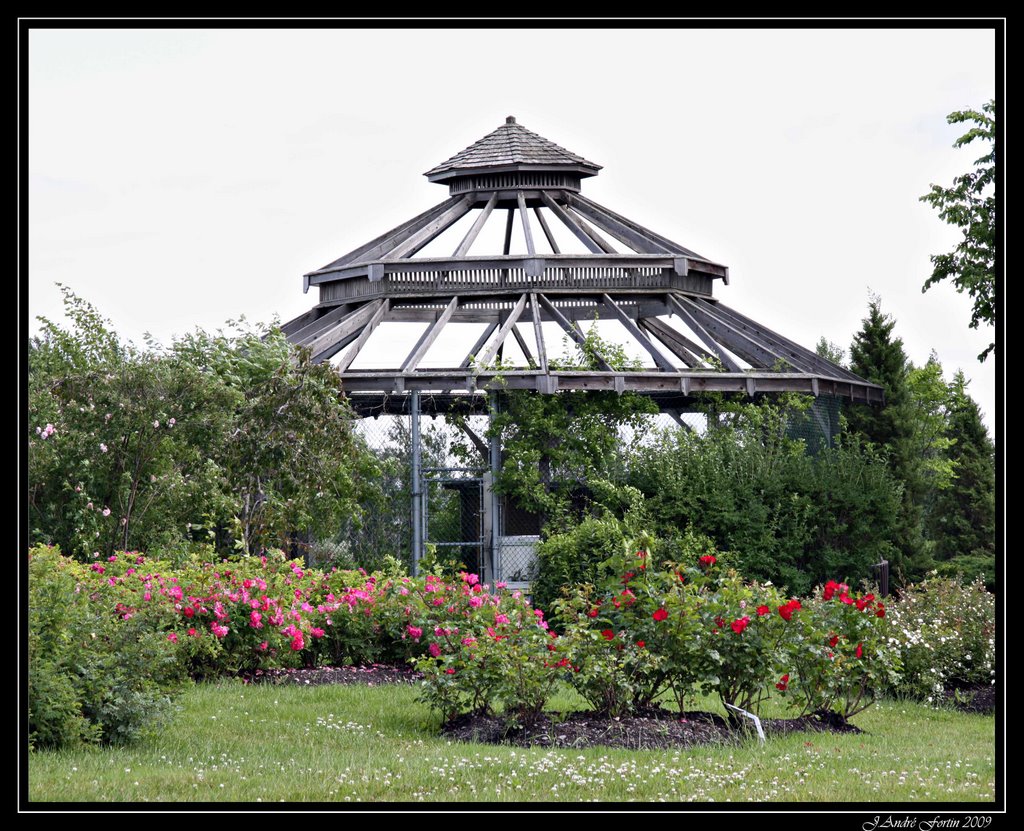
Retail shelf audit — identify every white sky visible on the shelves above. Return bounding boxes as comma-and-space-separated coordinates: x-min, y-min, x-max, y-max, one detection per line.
26, 26, 999, 434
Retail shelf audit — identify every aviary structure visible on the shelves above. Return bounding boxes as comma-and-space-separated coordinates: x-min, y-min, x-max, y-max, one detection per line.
283, 117, 882, 585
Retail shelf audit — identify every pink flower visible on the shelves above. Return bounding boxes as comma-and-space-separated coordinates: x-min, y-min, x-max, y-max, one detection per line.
429, 643, 441, 658
406, 625, 423, 640
495, 614, 510, 625
257, 641, 268, 651
101, 507, 111, 517
310, 627, 325, 638
210, 622, 229, 639
90, 563, 105, 573
153, 420, 160, 428
445, 668, 456, 674
167, 632, 178, 644
290, 632, 305, 651
99, 443, 108, 453
168, 418, 176, 427
461, 637, 476, 647
469, 596, 483, 608
250, 611, 263, 629
187, 628, 198, 637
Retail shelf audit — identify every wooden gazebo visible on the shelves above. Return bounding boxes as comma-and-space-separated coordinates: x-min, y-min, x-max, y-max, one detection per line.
281, 117, 882, 581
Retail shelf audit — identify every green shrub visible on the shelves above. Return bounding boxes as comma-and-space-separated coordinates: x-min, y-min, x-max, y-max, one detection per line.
886, 574, 995, 700
28, 546, 188, 749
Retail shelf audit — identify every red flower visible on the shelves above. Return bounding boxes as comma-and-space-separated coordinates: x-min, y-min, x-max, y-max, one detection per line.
602, 629, 615, 641
829, 634, 840, 648
715, 616, 727, 629
778, 601, 798, 621
587, 607, 599, 618
823, 580, 840, 601
731, 616, 751, 634
636, 640, 645, 648
699, 555, 717, 567
776, 673, 790, 691
756, 605, 771, 616
855, 643, 864, 659
676, 571, 686, 583
652, 608, 668, 622
445, 668, 456, 674
876, 603, 886, 618
855, 593, 875, 612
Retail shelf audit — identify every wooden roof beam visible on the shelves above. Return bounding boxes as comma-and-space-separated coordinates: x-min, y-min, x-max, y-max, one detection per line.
672, 295, 795, 370
384, 196, 475, 260
566, 193, 672, 255
529, 293, 549, 373
302, 303, 381, 362
600, 293, 675, 371
460, 321, 499, 368
401, 296, 459, 372
511, 324, 538, 369
475, 293, 529, 368
533, 207, 561, 254
516, 192, 537, 256
638, 318, 708, 367
452, 192, 499, 257
666, 295, 743, 373
335, 299, 389, 372
539, 191, 603, 254
537, 293, 613, 372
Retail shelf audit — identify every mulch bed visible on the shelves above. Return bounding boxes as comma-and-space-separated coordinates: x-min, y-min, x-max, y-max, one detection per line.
246, 663, 864, 750
941, 683, 995, 714
442, 708, 861, 751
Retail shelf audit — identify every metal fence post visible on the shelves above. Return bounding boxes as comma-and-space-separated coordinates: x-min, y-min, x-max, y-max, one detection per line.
410, 390, 423, 575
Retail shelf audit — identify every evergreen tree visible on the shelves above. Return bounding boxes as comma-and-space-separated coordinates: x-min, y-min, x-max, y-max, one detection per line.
844, 298, 931, 579
929, 371, 996, 587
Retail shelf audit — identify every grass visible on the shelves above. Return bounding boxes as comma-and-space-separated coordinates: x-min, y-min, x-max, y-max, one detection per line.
27, 680, 996, 804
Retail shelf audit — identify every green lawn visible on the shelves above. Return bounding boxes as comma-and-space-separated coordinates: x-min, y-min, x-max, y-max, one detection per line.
27, 680, 996, 804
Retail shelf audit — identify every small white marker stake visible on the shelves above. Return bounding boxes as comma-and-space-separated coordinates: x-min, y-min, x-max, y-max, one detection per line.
724, 703, 766, 744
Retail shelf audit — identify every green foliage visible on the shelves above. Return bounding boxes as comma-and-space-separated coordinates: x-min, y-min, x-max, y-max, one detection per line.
628, 403, 902, 594
886, 574, 995, 700
29, 288, 373, 560
486, 324, 658, 525
28, 546, 188, 749
927, 372, 995, 585
920, 100, 996, 362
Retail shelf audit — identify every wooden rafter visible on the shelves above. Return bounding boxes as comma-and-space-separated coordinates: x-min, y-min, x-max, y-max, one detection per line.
304, 303, 382, 363
601, 294, 675, 371
291, 303, 354, 345
673, 295, 792, 370
335, 299, 389, 372
639, 317, 712, 367
537, 294, 612, 371
384, 196, 474, 260
510, 324, 538, 369
475, 294, 529, 369
401, 296, 459, 371
529, 293, 549, 373
667, 295, 742, 372
533, 207, 561, 254
517, 192, 537, 256
570, 192, 702, 259
565, 193, 670, 255
460, 321, 499, 368
539, 191, 603, 253
310, 196, 462, 275
452, 192, 498, 257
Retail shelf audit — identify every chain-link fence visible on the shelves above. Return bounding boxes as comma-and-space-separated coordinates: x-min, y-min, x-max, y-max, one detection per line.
312, 395, 842, 579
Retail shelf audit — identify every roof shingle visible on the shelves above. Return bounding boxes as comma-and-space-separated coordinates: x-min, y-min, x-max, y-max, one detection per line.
425, 116, 601, 179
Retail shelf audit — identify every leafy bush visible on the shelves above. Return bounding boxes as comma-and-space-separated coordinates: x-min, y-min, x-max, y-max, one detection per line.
885, 574, 995, 700
28, 546, 188, 749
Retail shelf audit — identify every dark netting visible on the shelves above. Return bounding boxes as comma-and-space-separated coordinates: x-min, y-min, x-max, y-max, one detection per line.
784, 394, 842, 453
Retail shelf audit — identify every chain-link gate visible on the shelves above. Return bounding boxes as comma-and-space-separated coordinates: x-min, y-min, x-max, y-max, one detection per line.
422, 468, 486, 578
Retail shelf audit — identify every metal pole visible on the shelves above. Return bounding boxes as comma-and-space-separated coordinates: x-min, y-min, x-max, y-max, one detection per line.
489, 390, 502, 586
410, 390, 423, 575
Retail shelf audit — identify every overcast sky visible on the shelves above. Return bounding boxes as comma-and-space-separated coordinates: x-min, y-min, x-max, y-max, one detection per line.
26, 25, 998, 434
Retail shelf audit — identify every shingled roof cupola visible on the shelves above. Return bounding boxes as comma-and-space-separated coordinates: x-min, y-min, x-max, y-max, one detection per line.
424, 115, 602, 197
